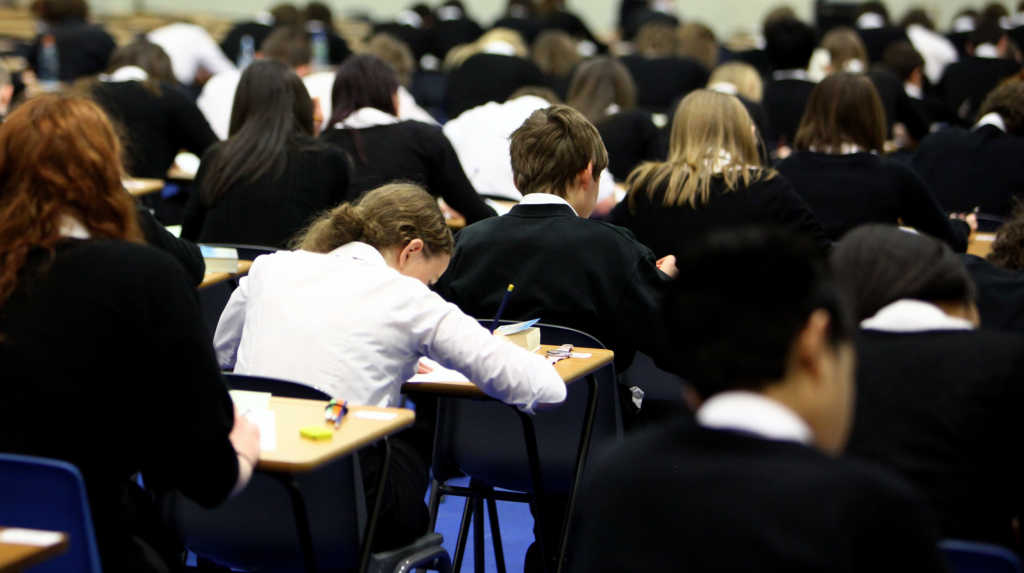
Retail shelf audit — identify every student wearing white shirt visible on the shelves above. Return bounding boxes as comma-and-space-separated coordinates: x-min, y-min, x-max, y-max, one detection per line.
147, 22, 235, 86
215, 183, 566, 550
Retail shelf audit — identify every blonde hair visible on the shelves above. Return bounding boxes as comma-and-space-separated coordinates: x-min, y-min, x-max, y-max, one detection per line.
444, 28, 528, 70
532, 30, 581, 77
364, 33, 415, 87
708, 61, 764, 102
677, 22, 719, 70
627, 90, 772, 208
293, 183, 454, 256
634, 21, 678, 57
821, 27, 867, 73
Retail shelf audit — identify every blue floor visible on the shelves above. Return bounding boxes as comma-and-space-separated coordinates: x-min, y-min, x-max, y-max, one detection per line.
430, 477, 535, 573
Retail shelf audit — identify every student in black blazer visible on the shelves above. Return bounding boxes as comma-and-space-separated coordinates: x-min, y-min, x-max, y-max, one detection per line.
610, 89, 828, 258
321, 55, 495, 224
566, 57, 662, 181
184, 61, 351, 248
913, 78, 1024, 218
833, 225, 1024, 550
568, 227, 946, 573
762, 17, 818, 148
939, 21, 1022, 123
27, 0, 115, 82
620, 22, 709, 115
965, 208, 1024, 334
777, 73, 971, 250
435, 105, 677, 573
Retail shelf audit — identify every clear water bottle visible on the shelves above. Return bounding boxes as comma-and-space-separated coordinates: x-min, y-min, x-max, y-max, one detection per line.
237, 34, 255, 69
308, 21, 329, 70
38, 34, 60, 90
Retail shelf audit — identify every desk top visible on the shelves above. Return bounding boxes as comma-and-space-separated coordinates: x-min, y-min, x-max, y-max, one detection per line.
199, 260, 253, 290
0, 528, 68, 573
402, 345, 614, 398
123, 178, 164, 197
968, 232, 995, 259
259, 397, 414, 473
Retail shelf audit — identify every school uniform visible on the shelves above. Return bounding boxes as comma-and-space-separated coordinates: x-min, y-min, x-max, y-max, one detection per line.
762, 72, 816, 146
431, 17, 483, 60
183, 137, 351, 248
91, 74, 217, 179
444, 53, 548, 118
147, 23, 235, 86
857, 26, 908, 63
619, 55, 709, 114
0, 238, 240, 572
596, 109, 664, 181
214, 241, 566, 551
939, 56, 1021, 123
609, 172, 830, 258
136, 204, 206, 285
27, 21, 115, 82
847, 300, 1024, 549
868, 68, 930, 141
568, 392, 946, 572
219, 20, 273, 65
905, 24, 959, 85
320, 109, 496, 224
912, 114, 1024, 217
777, 151, 968, 251
963, 255, 1024, 334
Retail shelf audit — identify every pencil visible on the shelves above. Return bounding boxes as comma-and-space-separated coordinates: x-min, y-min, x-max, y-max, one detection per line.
489, 283, 515, 332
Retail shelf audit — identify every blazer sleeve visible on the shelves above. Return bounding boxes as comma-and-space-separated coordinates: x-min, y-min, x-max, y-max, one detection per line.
896, 163, 968, 253
136, 203, 206, 285
765, 175, 832, 253
138, 250, 239, 508
166, 85, 219, 158
612, 235, 674, 364
424, 126, 497, 224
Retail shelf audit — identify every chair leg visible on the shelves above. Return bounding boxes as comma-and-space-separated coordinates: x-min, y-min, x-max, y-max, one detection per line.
452, 496, 474, 572
427, 478, 443, 531
486, 497, 507, 573
473, 496, 485, 573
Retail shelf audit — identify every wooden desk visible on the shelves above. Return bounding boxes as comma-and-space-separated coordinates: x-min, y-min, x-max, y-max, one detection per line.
402, 345, 614, 397
0, 528, 68, 573
199, 260, 253, 289
968, 232, 996, 258
260, 396, 415, 473
123, 178, 164, 197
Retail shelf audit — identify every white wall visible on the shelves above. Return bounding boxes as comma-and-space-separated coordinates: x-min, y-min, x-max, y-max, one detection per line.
96, 0, 984, 40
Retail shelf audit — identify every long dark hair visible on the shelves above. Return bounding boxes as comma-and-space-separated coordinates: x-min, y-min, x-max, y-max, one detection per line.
201, 60, 315, 206
328, 54, 399, 126
794, 73, 886, 153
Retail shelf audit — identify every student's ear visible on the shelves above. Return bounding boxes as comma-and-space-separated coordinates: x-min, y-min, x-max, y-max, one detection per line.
398, 238, 425, 267
575, 161, 596, 188
792, 309, 832, 384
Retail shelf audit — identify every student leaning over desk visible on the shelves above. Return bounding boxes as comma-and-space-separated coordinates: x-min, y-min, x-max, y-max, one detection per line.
214, 182, 566, 552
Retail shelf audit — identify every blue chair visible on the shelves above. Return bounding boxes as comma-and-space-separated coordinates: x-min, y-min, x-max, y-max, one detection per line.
0, 453, 103, 573
941, 539, 1022, 573
426, 322, 622, 573
164, 373, 450, 573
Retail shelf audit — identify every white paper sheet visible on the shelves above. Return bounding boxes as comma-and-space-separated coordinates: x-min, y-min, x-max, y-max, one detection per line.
407, 357, 470, 382
0, 528, 63, 546
244, 409, 277, 452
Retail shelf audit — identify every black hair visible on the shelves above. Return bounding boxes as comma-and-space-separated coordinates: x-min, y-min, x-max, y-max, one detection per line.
970, 17, 1006, 47
328, 54, 400, 125
882, 40, 925, 81
764, 18, 818, 71
664, 226, 852, 398
900, 8, 935, 30
304, 1, 335, 31
830, 225, 976, 321
200, 60, 315, 206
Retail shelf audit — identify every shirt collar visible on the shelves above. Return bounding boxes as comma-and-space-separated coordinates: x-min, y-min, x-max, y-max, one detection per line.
99, 65, 149, 83
856, 12, 886, 29
59, 215, 91, 239
328, 241, 387, 265
336, 107, 400, 130
697, 391, 814, 445
975, 112, 1007, 133
974, 44, 1001, 59
518, 193, 579, 216
904, 82, 924, 100
861, 299, 975, 332
772, 69, 811, 82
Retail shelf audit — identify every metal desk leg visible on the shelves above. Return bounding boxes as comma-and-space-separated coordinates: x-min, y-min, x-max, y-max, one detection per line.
272, 473, 318, 573
556, 373, 599, 573
360, 438, 393, 573
515, 409, 546, 569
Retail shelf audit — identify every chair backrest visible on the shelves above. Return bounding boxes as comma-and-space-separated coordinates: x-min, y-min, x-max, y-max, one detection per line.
165, 375, 367, 572
0, 453, 103, 573
941, 539, 1023, 573
432, 322, 622, 493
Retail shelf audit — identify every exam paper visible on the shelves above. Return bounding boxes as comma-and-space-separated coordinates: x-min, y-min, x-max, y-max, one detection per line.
408, 357, 470, 382
244, 409, 277, 451
230, 390, 271, 412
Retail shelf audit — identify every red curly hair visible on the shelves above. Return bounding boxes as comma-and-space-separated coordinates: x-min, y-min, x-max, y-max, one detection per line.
0, 93, 142, 308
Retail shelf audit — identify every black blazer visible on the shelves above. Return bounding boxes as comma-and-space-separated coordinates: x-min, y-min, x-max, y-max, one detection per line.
569, 417, 947, 572
620, 55, 709, 114
596, 109, 664, 181
939, 57, 1022, 123
183, 139, 351, 248
444, 53, 547, 118
434, 203, 671, 369
219, 21, 272, 64
846, 329, 1024, 549
912, 125, 1024, 217
963, 254, 1024, 334
91, 80, 218, 179
777, 151, 968, 251
28, 21, 115, 82
320, 120, 496, 224
609, 173, 830, 258
762, 77, 816, 147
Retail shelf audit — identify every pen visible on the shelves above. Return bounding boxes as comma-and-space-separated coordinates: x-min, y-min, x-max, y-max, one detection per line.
489, 283, 515, 332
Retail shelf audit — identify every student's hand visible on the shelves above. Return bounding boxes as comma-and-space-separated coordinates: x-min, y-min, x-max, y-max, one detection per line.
416, 359, 434, 374
590, 195, 618, 218
230, 406, 261, 465
656, 254, 679, 279
312, 97, 324, 136
950, 212, 979, 234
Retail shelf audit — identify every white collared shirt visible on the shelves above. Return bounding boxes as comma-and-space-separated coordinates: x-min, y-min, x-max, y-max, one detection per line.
196, 69, 241, 140
214, 242, 566, 412
975, 112, 1007, 133
906, 24, 959, 85
518, 193, 579, 216
861, 299, 975, 332
697, 391, 813, 445
147, 23, 235, 85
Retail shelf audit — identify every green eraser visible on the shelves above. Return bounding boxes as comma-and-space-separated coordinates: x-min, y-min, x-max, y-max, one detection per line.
300, 426, 334, 440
